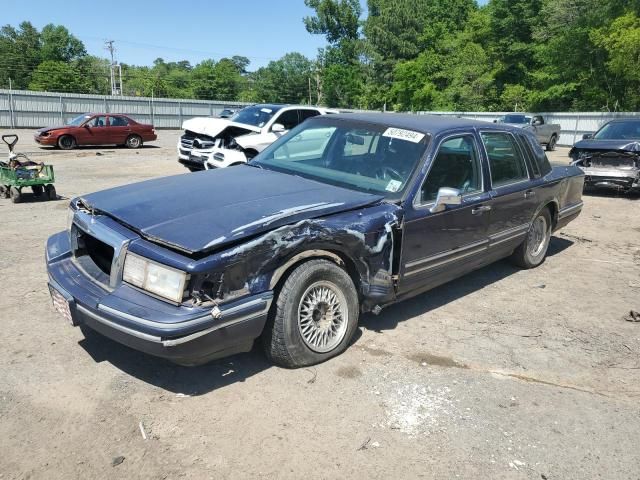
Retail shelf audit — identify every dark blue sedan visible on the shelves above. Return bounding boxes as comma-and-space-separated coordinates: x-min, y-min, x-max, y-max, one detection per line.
46, 113, 585, 367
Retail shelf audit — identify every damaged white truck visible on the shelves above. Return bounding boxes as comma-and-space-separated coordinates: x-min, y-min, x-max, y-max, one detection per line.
178, 104, 336, 171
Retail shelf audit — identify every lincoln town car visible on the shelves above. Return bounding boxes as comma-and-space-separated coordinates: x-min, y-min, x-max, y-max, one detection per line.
46, 114, 584, 367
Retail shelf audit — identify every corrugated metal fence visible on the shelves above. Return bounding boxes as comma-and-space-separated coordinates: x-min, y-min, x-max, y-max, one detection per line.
2, 88, 640, 146
418, 111, 640, 146
0, 88, 250, 129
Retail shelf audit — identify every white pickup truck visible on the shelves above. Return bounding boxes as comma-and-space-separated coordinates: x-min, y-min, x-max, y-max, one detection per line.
496, 114, 561, 151
178, 104, 336, 171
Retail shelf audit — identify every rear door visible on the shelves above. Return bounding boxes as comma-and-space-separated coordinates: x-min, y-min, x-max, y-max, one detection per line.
480, 130, 538, 255
398, 133, 492, 296
107, 115, 131, 145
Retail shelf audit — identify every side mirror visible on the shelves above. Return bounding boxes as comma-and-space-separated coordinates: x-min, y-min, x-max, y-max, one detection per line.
493, 119, 497, 123
582, 133, 593, 140
272, 123, 286, 133
429, 187, 462, 214
532, 119, 542, 126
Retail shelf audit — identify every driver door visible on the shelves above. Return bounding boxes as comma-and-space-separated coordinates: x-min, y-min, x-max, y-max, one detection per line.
79, 115, 109, 145
398, 133, 492, 296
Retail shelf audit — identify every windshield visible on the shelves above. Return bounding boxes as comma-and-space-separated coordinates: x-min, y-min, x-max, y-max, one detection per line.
594, 121, 640, 140
67, 114, 90, 126
500, 114, 531, 124
253, 119, 429, 199
231, 105, 281, 128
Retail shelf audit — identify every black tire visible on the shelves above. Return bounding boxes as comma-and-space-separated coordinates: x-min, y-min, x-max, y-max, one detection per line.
546, 135, 557, 151
57, 135, 76, 150
263, 259, 359, 368
31, 185, 44, 197
0, 185, 9, 199
511, 208, 552, 269
125, 135, 142, 149
45, 184, 57, 200
10, 186, 21, 203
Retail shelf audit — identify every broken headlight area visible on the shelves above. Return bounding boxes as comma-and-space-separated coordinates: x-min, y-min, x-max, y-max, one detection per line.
188, 262, 251, 306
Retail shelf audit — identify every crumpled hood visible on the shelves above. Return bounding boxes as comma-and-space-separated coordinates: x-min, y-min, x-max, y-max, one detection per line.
181, 117, 261, 138
37, 126, 65, 134
572, 139, 640, 152
80, 167, 384, 254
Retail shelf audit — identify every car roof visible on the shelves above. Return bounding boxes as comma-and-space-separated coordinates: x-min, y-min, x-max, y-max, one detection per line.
327, 112, 511, 134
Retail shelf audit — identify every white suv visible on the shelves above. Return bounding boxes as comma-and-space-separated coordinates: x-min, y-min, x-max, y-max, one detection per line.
177, 104, 336, 171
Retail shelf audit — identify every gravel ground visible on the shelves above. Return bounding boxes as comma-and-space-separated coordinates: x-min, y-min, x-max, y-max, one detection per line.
1, 129, 639, 480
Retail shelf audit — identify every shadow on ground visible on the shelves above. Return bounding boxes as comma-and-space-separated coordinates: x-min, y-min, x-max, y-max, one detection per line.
77, 236, 574, 395
360, 236, 574, 333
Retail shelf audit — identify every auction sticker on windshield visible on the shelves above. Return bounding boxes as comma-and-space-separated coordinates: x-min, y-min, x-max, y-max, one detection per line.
382, 127, 425, 143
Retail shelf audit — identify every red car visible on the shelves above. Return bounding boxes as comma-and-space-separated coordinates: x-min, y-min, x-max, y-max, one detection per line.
34, 113, 157, 150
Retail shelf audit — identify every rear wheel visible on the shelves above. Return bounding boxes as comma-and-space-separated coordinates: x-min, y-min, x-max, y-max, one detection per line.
57, 135, 76, 150
10, 186, 22, 203
263, 259, 359, 368
125, 134, 142, 149
511, 208, 552, 269
44, 184, 57, 200
546, 135, 557, 151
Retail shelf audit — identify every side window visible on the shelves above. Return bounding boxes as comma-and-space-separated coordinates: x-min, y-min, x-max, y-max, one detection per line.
523, 134, 552, 176
515, 133, 540, 177
300, 109, 321, 121
109, 116, 129, 127
481, 132, 529, 187
273, 110, 299, 131
533, 115, 544, 125
421, 135, 483, 203
86, 116, 107, 127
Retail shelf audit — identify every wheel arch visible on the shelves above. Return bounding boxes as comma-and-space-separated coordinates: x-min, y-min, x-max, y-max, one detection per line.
268, 249, 363, 297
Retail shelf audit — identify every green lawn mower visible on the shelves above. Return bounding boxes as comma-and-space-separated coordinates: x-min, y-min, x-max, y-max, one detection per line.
1, 134, 56, 203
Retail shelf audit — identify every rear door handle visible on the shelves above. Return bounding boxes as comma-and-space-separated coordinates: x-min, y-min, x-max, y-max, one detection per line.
524, 190, 536, 199
472, 205, 492, 215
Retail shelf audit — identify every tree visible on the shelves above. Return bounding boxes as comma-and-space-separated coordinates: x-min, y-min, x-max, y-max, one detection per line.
28, 60, 89, 93
40, 24, 86, 62
0, 21, 41, 89
251, 53, 314, 104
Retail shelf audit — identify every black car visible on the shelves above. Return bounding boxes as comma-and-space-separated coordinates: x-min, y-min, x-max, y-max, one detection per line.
570, 119, 640, 192
47, 114, 584, 367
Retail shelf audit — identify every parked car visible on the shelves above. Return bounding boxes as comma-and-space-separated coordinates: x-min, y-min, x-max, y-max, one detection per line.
34, 114, 157, 150
177, 104, 336, 171
218, 108, 238, 118
569, 119, 640, 192
47, 114, 584, 367
496, 114, 561, 151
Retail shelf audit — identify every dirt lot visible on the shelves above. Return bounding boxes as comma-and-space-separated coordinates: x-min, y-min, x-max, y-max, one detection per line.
1, 129, 639, 480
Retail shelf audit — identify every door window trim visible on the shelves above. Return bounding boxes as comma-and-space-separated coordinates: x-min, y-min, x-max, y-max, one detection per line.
413, 132, 485, 209
478, 130, 532, 190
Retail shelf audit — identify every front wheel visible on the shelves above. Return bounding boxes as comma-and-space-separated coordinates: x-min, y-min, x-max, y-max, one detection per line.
125, 135, 142, 149
44, 184, 57, 200
511, 209, 552, 269
57, 135, 76, 150
263, 259, 359, 368
10, 186, 22, 203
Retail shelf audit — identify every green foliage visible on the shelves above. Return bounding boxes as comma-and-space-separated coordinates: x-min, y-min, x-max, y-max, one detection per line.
2, 2, 640, 111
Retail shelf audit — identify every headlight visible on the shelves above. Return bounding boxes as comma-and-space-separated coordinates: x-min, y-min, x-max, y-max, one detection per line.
123, 252, 188, 303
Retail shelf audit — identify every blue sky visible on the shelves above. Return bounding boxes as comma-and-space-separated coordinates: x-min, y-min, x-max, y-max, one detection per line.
5, 0, 487, 70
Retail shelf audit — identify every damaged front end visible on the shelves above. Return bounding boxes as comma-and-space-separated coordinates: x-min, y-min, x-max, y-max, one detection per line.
571, 150, 640, 192
178, 122, 261, 170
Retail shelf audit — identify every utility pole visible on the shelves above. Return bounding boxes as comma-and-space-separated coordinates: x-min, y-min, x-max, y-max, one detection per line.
105, 40, 123, 96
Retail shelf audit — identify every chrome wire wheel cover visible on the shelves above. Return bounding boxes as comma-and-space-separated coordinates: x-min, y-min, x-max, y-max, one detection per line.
129, 136, 141, 147
527, 215, 549, 258
297, 281, 349, 353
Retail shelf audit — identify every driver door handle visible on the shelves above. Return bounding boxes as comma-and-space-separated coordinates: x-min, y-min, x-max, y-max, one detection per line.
472, 205, 492, 215
524, 189, 536, 199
